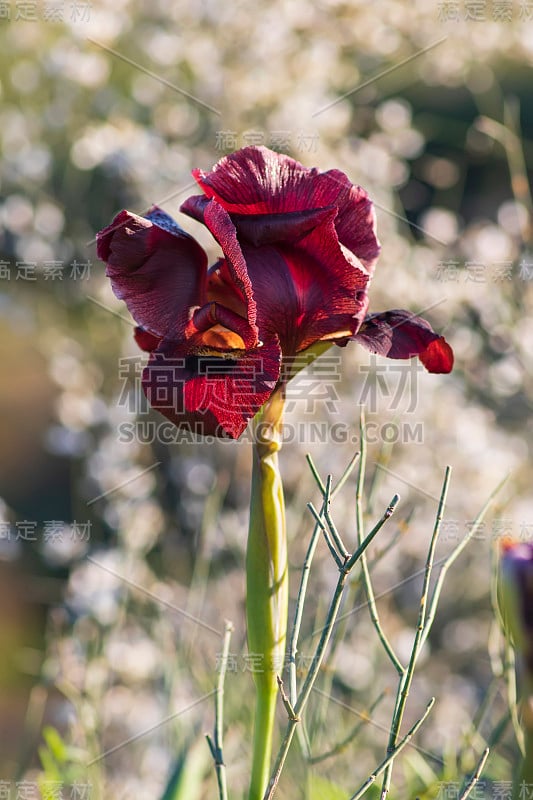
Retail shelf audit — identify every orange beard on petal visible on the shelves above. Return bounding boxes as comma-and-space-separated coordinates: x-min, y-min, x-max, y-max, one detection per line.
319, 329, 354, 341
196, 324, 247, 356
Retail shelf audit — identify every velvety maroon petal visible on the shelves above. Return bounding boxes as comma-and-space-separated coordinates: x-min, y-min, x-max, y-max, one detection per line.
180, 194, 210, 224
190, 302, 258, 350
323, 171, 381, 273
230, 207, 341, 246
134, 326, 161, 352
96, 207, 208, 340
239, 213, 370, 353
188, 147, 380, 269
352, 310, 454, 373
191, 147, 317, 213
142, 339, 282, 439
182, 194, 336, 247
202, 200, 258, 333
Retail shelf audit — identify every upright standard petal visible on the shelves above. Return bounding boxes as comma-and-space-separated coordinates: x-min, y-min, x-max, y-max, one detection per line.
196, 198, 370, 354
96, 207, 208, 341
240, 217, 370, 354
353, 310, 454, 373
182, 193, 336, 247
187, 146, 380, 269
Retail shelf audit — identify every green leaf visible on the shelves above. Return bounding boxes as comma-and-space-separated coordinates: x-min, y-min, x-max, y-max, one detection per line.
160, 737, 210, 800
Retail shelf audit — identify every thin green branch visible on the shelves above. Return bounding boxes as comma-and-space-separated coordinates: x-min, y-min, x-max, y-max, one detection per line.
346, 494, 400, 572
307, 501, 344, 568
420, 473, 510, 651
305, 454, 326, 495
265, 483, 399, 800
307, 493, 399, 744
324, 475, 350, 560
288, 514, 322, 705
290, 452, 361, 754
264, 570, 349, 800
356, 407, 403, 675
348, 697, 436, 800
207, 620, 233, 800
380, 466, 451, 800
333, 451, 361, 497
305, 452, 360, 500
277, 676, 298, 722
457, 748, 490, 800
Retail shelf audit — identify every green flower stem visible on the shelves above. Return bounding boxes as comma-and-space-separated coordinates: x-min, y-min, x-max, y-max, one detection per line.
246, 389, 289, 800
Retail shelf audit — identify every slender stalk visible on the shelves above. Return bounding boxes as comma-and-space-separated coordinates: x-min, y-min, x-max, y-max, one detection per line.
349, 698, 436, 800
206, 621, 234, 800
288, 512, 321, 760
246, 389, 289, 800
323, 475, 349, 560
264, 571, 349, 800
265, 488, 399, 800
305, 454, 326, 494
356, 407, 403, 675
380, 466, 451, 800
346, 494, 400, 572
458, 748, 490, 800
420, 473, 509, 651
288, 452, 360, 753
305, 492, 400, 753
307, 502, 343, 568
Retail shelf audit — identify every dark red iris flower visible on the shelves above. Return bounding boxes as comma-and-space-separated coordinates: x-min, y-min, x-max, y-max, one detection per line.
97, 146, 453, 438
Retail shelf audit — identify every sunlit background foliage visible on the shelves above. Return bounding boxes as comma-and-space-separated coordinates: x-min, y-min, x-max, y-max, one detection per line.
1, 1, 533, 797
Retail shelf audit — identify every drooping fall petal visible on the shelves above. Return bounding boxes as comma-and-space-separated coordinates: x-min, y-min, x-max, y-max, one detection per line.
97, 207, 208, 341
142, 339, 282, 439
134, 326, 161, 352
352, 309, 454, 373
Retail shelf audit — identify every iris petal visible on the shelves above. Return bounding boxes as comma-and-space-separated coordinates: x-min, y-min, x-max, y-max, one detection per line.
142, 338, 282, 439
352, 310, 454, 373
97, 207, 208, 341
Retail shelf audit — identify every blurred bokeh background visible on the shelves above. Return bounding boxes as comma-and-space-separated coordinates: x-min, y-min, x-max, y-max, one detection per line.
1, 1, 533, 798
